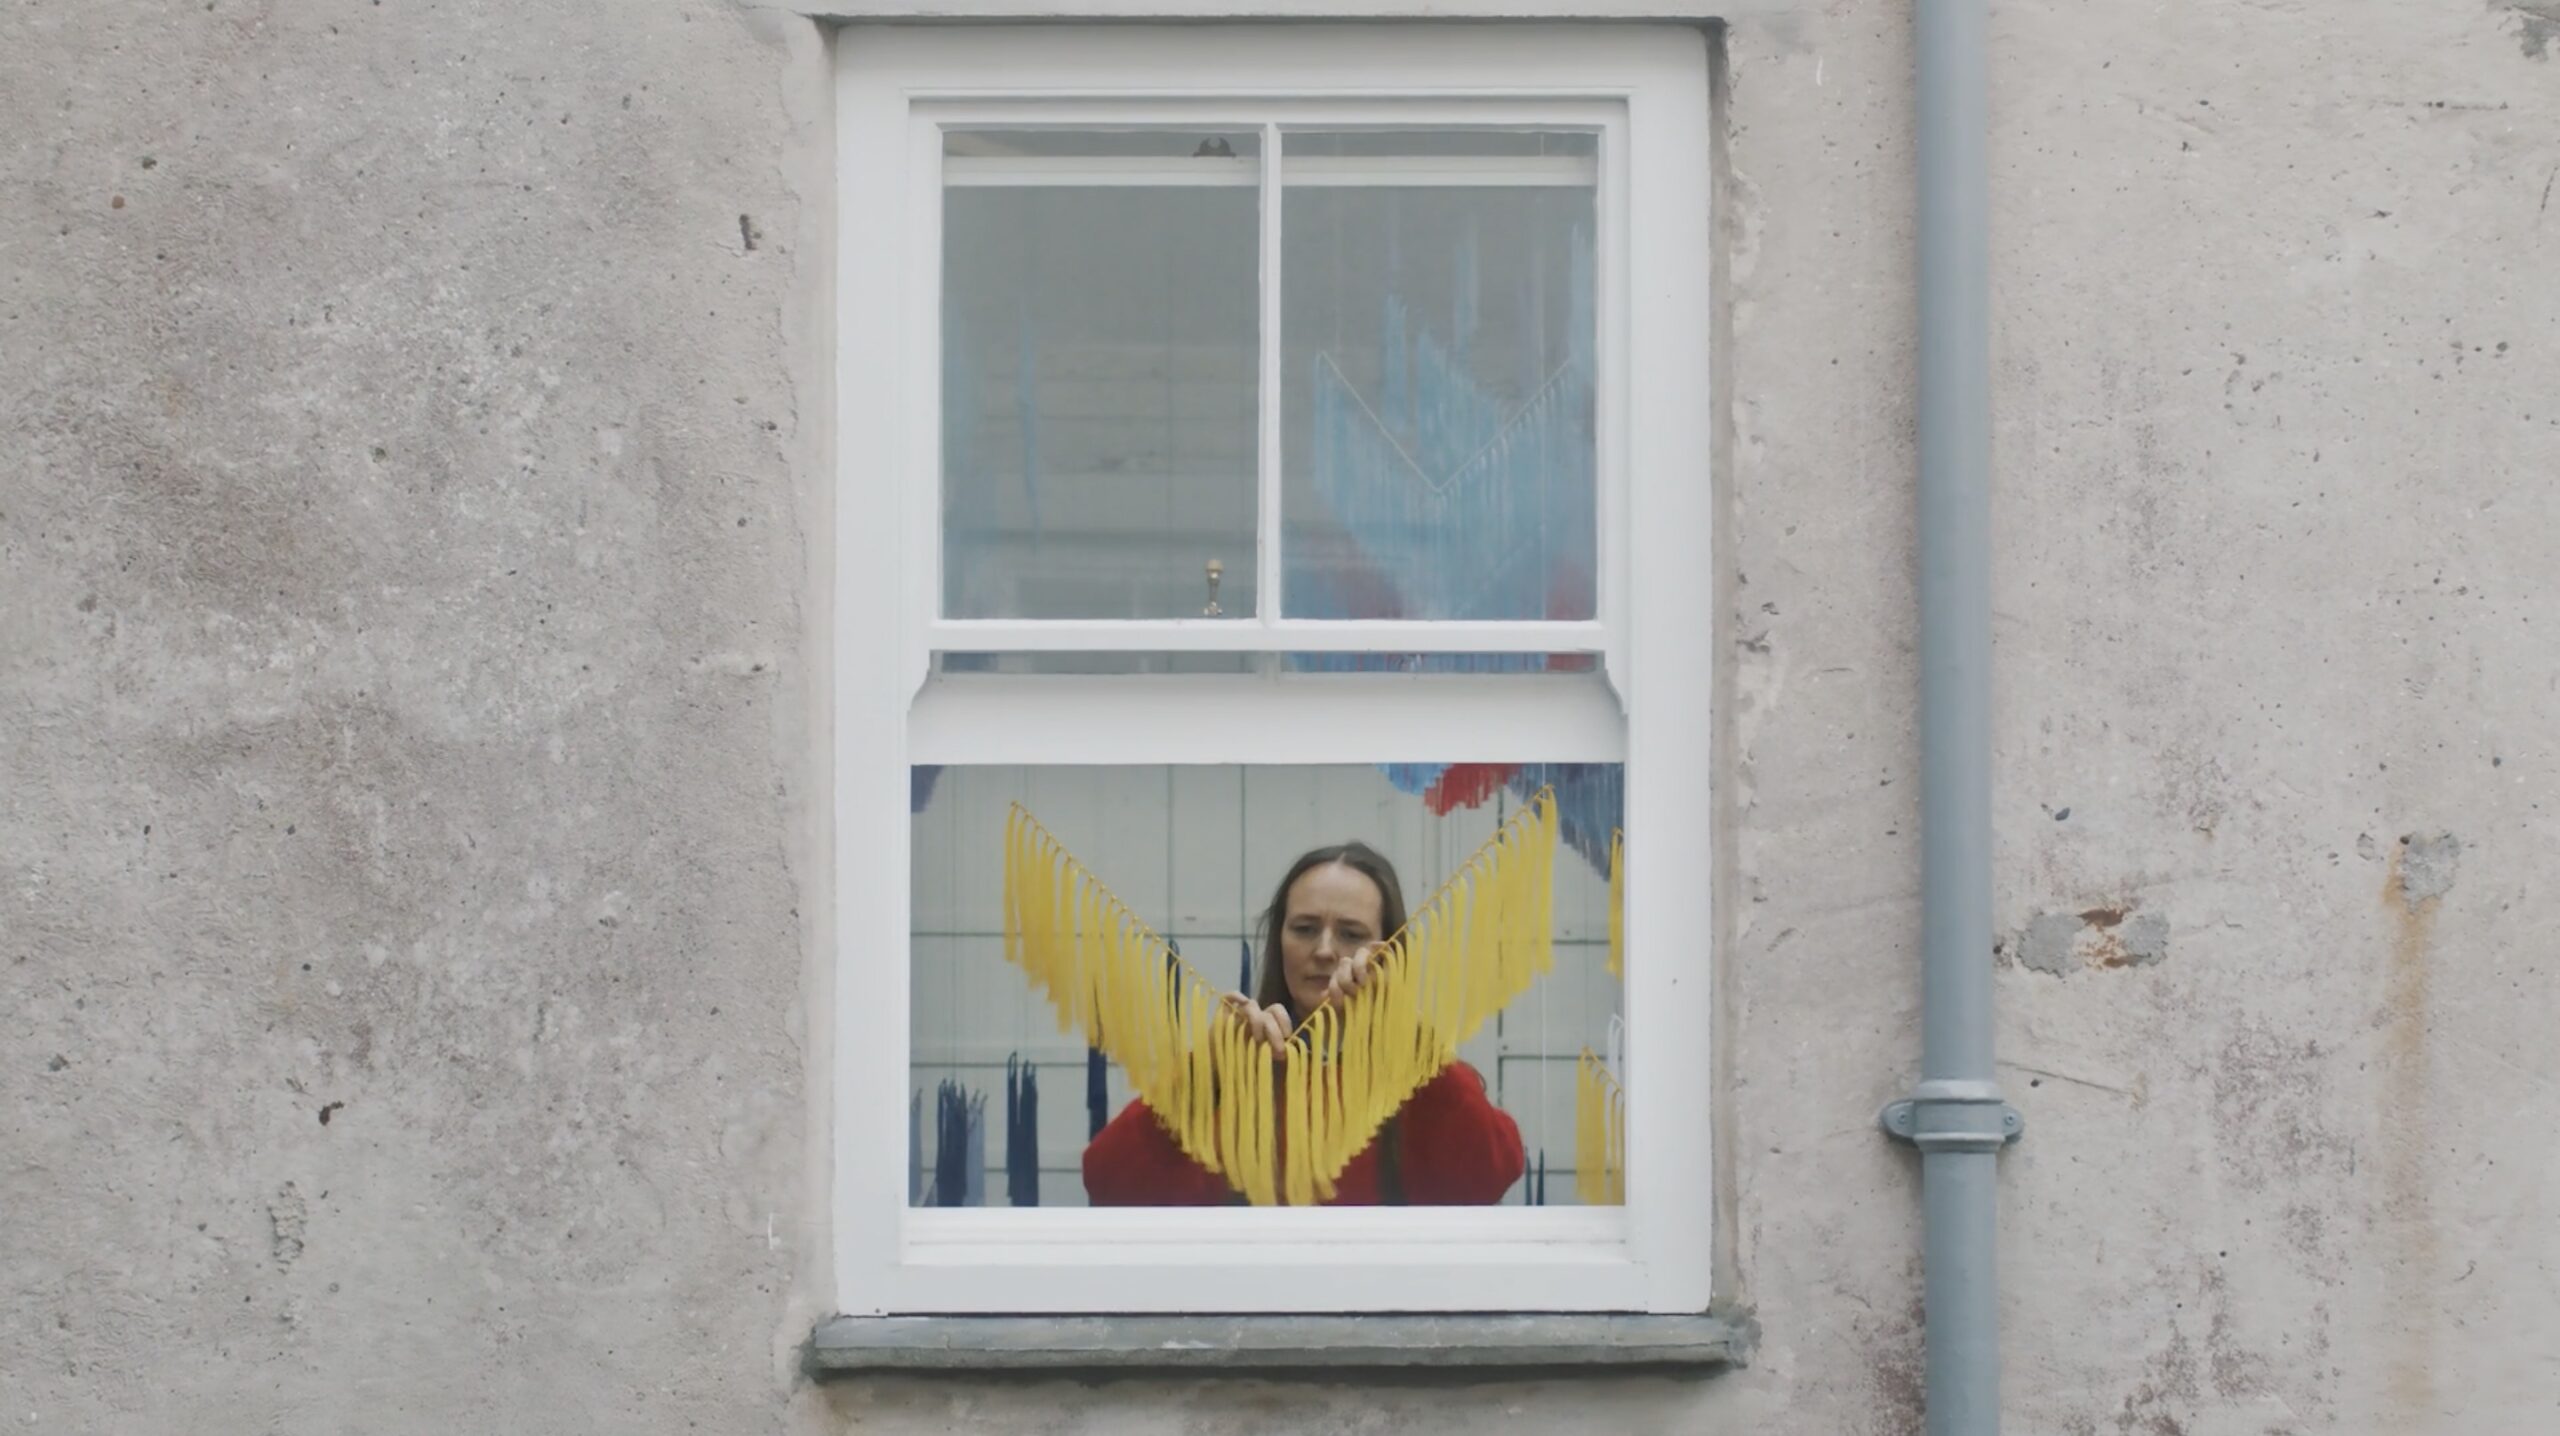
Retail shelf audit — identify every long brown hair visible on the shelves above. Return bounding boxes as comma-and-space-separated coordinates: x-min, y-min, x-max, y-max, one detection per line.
1251, 843, 1409, 1020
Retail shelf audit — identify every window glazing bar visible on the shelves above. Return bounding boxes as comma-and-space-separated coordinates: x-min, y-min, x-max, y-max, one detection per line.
943, 154, 1596, 187
924, 619, 1611, 653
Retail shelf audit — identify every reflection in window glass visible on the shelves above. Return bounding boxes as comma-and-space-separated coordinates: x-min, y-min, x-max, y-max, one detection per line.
1281, 130, 1599, 631
942, 132, 1261, 621
907, 763, 1626, 1207
944, 128, 1262, 161
1284, 129, 1596, 160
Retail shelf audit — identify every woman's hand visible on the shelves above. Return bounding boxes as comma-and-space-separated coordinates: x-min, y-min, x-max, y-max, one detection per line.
1218, 991, 1292, 1057
1319, 943, 1382, 1008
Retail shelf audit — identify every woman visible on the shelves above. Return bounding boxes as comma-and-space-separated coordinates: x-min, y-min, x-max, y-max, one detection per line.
1082, 841, 1526, 1205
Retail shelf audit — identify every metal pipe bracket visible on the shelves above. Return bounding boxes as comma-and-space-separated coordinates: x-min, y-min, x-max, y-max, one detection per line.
1879, 1079, 2022, 1153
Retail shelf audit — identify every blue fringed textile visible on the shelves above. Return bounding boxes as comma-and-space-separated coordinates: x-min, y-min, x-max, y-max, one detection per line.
1004, 1055, 1041, 1208
1086, 1047, 1108, 1140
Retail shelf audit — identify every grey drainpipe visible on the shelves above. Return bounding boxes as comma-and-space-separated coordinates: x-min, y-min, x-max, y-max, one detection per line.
1878, 5, 2023, 1436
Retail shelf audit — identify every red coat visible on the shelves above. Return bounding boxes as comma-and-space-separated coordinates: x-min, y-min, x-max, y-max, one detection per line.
1082, 1061, 1524, 1206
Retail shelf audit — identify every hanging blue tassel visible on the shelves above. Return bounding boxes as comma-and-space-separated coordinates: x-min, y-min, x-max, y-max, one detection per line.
1021, 1065, 1040, 1207
1502, 762, 1624, 877
924, 1081, 991, 1209
1020, 1066, 1040, 1207
1238, 939, 1254, 997
932, 1080, 964, 1207
1006, 1056, 1041, 1207
1003, 1055, 1019, 1194
962, 1091, 987, 1208
1086, 1046, 1108, 1140
1378, 762, 1452, 796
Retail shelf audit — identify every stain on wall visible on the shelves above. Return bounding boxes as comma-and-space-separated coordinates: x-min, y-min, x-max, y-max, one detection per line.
2379, 832, 2458, 1425
1854, 1288, 1928, 1436
269, 1182, 308, 1269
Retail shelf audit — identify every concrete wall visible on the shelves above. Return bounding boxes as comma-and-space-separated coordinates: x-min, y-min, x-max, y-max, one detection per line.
5, 2, 2555, 1432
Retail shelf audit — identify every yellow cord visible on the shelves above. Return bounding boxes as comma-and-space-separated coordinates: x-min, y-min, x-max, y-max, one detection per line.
1002, 790, 1560, 1204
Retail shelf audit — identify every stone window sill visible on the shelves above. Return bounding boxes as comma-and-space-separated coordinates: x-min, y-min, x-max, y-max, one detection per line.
809, 1313, 1752, 1375
754, 3, 1763, 19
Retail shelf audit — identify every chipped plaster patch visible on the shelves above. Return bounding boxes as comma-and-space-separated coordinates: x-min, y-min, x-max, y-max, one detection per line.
2502, 1, 2560, 59
2016, 906, 2170, 974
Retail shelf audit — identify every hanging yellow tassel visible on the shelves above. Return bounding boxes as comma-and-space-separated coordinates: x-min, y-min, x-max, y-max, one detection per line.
1574, 1049, 1626, 1206
1000, 789, 1561, 1204
1605, 828, 1625, 978
1582, 830, 1628, 1202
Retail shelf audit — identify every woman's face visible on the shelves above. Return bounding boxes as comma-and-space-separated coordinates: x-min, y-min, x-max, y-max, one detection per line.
1278, 861, 1385, 1017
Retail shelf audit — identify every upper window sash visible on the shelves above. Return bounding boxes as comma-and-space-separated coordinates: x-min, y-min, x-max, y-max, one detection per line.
910, 97, 1628, 680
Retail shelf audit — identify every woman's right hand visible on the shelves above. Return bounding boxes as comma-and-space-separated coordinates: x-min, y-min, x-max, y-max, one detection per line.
1218, 991, 1292, 1058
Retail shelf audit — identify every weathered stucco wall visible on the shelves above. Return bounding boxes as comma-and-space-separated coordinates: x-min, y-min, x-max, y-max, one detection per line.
6, 2, 2556, 1432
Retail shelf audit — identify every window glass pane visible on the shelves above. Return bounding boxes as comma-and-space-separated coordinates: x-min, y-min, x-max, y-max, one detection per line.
946, 127, 1262, 162
907, 762, 1627, 1208
942, 131, 1261, 620
1286, 130, 1594, 160
1281, 129, 1599, 631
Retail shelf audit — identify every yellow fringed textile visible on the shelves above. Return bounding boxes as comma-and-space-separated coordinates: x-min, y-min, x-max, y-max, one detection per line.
1584, 828, 1627, 1203
1002, 789, 1562, 1205
1574, 1049, 1626, 1206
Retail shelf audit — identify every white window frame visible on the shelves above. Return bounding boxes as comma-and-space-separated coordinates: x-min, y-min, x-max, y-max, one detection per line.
834, 22, 1714, 1316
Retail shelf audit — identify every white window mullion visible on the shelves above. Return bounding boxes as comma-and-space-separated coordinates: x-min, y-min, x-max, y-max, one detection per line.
941, 153, 1597, 188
